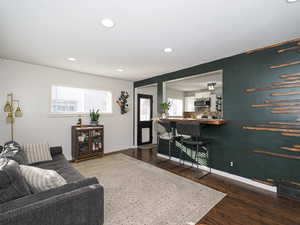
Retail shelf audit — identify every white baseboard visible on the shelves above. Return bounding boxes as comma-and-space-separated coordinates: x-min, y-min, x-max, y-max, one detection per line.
157, 153, 277, 193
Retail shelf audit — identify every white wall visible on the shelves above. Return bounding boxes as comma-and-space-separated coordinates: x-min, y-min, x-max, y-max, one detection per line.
166, 88, 184, 100
135, 85, 158, 145
0, 59, 134, 160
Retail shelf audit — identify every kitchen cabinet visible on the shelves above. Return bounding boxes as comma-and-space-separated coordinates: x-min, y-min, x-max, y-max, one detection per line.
195, 92, 210, 98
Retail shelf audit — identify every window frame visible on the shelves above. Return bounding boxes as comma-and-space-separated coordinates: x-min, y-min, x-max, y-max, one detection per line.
49, 85, 113, 117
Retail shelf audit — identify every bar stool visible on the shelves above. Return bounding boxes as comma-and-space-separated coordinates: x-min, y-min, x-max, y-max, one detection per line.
154, 120, 175, 160
176, 122, 211, 177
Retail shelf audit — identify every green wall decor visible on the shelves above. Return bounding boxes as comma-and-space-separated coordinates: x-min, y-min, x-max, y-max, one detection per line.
134, 40, 300, 184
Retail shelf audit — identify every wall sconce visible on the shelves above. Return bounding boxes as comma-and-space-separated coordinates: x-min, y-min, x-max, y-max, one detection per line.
3, 93, 23, 141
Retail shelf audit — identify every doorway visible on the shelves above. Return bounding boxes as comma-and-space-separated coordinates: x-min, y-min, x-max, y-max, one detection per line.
163, 70, 223, 119
137, 94, 153, 146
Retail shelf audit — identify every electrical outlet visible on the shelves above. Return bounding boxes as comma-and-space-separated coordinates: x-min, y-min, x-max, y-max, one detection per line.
230, 161, 234, 167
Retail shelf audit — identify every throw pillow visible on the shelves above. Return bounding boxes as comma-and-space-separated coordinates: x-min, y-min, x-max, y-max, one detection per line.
23, 144, 52, 164
0, 141, 28, 165
0, 158, 31, 204
20, 165, 67, 193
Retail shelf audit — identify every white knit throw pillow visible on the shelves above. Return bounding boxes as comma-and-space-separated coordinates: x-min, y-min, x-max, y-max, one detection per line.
23, 144, 52, 164
20, 165, 67, 193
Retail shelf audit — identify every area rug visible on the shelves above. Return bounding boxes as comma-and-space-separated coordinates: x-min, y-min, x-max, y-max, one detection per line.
73, 154, 226, 225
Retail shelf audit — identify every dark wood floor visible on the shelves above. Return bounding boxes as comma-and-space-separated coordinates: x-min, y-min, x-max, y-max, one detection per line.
120, 148, 300, 225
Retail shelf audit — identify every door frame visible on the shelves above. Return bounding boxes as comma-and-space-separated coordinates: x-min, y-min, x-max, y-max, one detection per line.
137, 94, 153, 146
134, 84, 158, 147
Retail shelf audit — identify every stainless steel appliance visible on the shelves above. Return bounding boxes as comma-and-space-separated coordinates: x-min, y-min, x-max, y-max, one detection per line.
194, 98, 210, 108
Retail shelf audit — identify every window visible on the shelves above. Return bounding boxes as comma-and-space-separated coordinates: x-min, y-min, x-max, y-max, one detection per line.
184, 96, 195, 112
140, 98, 151, 121
51, 86, 112, 113
168, 98, 183, 117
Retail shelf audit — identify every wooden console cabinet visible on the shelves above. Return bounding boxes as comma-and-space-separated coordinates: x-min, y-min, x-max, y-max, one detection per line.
72, 125, 104, 162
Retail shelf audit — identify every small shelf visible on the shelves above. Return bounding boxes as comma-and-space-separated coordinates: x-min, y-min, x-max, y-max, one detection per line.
72, 125, 104, 162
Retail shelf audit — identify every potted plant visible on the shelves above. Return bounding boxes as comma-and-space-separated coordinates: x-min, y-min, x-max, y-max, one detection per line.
160, 102, 171, 118
89, 109, 100, 126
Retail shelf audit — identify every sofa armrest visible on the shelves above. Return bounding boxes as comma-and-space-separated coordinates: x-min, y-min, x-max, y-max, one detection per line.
49, 146, 63, 157
0, 178, 104, 225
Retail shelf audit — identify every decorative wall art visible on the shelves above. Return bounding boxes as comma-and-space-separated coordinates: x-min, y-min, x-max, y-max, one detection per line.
116, 91, 130, 114
242, 38, 300, 193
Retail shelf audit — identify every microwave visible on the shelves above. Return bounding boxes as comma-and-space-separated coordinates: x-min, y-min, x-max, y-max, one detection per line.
194, 98, 210, 107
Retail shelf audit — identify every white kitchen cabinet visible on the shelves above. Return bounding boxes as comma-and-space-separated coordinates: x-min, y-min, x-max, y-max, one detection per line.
195, 92, 210, 99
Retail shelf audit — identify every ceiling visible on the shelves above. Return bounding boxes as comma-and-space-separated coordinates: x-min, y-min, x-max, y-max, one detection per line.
166, 71, 223, 92
0, 0, 300, 81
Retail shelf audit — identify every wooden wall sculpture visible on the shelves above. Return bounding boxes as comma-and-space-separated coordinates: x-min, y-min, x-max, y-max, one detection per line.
246, 38, 300, 54
244, 38, 300, 186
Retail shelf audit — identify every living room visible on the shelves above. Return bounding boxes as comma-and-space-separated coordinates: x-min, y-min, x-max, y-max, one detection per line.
1, 1, 300, 225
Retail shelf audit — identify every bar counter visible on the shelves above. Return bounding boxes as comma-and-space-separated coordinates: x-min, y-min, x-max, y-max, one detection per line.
155, 118, 228, 125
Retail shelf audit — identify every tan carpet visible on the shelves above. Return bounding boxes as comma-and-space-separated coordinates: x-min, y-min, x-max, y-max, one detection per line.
73, 154, 226, 225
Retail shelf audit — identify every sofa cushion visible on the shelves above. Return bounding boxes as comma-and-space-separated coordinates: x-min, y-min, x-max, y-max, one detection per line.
0, 177, 99, 213
0, 158, 31, 204
23, 144, 52, 164
1, 141, 28, 165
49, 146, 63, 157
20, 165, 67, 193
32, 154, 84, 183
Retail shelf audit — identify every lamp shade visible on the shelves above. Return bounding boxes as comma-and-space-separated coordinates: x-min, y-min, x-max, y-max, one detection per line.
15, 106, 23, 117
6, 113, 14, 124
4, 101, 12, 112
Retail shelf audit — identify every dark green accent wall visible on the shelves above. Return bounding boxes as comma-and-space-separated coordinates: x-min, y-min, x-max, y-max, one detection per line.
134, 43, 300, 183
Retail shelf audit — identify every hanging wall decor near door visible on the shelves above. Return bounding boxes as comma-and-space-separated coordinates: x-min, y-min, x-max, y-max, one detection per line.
116, 91, 130, 114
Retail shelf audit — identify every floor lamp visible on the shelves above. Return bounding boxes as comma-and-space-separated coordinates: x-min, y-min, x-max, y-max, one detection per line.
3, 93, 23, 141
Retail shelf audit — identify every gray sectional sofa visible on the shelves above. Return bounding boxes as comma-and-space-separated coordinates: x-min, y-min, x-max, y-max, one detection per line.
0, 146, 104, 225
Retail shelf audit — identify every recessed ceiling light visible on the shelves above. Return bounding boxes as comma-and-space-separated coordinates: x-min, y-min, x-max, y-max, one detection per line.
67, 57, 76, 61
101, 18, 115, 28
287, 0, 298, 3
164, 48, 173, 53
116, 68, 124, 72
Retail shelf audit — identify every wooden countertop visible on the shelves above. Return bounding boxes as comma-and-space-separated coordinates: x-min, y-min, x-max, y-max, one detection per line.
155, 118, 228, 125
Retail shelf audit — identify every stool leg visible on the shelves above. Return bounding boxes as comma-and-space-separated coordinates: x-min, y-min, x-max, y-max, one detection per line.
198, 145, 211, 179
179, 139, 183, 165
180, 139, 186, 166
183, 144, 187, 166
206, 144, 211, 174
191, 147, 194, 168
194, 145, 198, 168
168, 140, 171, 160
196, 144, 199, 170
